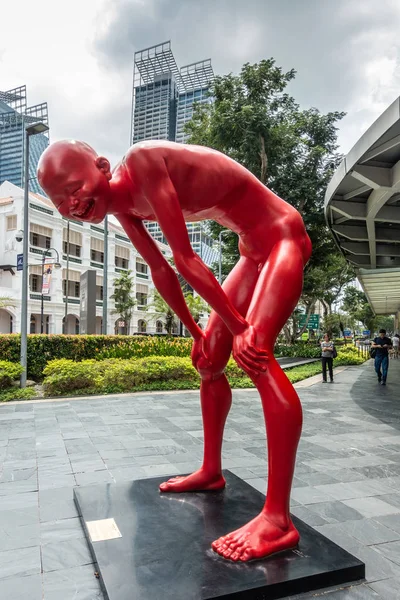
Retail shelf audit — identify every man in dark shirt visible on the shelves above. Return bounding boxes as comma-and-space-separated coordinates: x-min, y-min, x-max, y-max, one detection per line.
371, 329, 392, 385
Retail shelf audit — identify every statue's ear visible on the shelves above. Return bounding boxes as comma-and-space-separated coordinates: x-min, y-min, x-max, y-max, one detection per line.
96, 157, 111, 181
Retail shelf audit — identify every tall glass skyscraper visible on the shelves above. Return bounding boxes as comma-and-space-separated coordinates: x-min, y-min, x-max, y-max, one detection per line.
131, 41, 218, 266
0, 86, 49, 194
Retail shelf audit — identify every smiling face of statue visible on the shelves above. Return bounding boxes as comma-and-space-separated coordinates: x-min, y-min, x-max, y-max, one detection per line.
37, 140, 112, 224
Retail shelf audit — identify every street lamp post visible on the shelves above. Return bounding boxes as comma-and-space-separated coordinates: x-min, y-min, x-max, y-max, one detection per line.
102, 215, 108, 334
40, 248, 62, 334
20, 121, 49, 388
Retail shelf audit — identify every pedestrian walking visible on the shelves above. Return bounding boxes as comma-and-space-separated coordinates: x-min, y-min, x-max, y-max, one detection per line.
371, 329, 392, 385
321, 333, 335, 383
392, 333, 399, 359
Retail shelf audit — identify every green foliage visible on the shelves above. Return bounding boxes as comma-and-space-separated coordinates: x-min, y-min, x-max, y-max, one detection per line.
151, 290, 177, 334
341, 286, 375, 332
111, 270, 136, 333
186, 59, 346, 296
184, 293, 209, 324
0, 334, 195, 380
274, 343, 321, 358
0, 387, 37, 402
43, 356, 199, 396
335, 345, 367, 366
0, 360, 23, 389
285, 362, 322, 383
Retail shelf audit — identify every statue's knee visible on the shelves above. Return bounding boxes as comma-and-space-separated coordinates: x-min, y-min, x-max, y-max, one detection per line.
196, 357, 225, 382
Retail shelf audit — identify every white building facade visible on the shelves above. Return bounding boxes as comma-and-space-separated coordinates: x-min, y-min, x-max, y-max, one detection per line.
0, 181, 208, 336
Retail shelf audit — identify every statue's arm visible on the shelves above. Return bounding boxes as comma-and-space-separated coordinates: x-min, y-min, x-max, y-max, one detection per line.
143, 170, 248, 336
117, 214, 203, 340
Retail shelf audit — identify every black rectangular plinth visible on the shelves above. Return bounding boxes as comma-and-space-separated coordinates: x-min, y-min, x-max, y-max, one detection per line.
74, 471, 365, 600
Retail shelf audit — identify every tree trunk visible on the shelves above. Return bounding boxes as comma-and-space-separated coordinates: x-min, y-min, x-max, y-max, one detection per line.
283, 324, 291, 344
259, 135, 268, 185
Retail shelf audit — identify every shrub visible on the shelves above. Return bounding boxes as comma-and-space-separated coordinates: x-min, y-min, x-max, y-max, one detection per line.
0, 387, 36, 403
43, 358, 99, 395
333, 345, 368, 366
0, 360, 23, 389
43, 356, 199, 396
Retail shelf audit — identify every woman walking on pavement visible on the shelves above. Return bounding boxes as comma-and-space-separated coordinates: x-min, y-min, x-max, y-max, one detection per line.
321, 333, 335, 383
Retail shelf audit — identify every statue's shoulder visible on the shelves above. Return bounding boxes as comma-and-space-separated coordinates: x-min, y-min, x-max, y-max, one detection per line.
126, 140, 181, 156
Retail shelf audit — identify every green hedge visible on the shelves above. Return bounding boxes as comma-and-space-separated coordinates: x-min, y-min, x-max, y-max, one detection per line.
0, 334, 367, 382
0, 334, 193, 380
42, 348, 367, 398
42, 356, 244, 396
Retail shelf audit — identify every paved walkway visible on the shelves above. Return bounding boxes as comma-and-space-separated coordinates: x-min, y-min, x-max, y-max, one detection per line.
0, 359, 400, 599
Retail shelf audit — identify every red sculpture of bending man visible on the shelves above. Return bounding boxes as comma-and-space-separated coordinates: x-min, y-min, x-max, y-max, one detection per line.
38, 139, 312, 562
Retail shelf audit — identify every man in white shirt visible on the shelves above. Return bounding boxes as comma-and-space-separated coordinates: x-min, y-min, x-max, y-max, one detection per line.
393, 333, 399, 359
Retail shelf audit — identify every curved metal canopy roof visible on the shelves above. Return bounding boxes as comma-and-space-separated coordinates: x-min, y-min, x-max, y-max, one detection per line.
325, 97, 400, 315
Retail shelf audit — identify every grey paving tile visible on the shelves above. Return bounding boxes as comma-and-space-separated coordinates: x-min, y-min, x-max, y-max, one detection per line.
43, 564, 103, 600
297, 501, 364, 524
42, 537, 93, 572
0, 506, 39, 528
0, 573, 42, 600
0, 521, 40, 552
369, 577, 400, 599
0, 546, 41, 580
39, 487, 79, 522
374, 540, 400, 567
38, 473, 77, 491
41, 517, 85, 543
291, 486, 335, 505
0, 491, 38, 511
75, 470, 114, 486
342, 496, 400, 518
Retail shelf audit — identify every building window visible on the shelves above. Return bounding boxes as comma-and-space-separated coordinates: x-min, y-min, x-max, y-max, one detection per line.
63, 241, 81, 257
138, 319, 147, 333
156, 321, 163, 334
91, 250, 104, 263
136, 292, 147, 309
6, 215, 17, 231
30, 274, 42, 292
96, 286, 104, 301
115, 256, 129, 269
136, 260, 148, 275
63, 280, 80, 298
30, 232, 52, 249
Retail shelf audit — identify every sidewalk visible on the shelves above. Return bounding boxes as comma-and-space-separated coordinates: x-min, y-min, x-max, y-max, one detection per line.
0, 359, 399, 599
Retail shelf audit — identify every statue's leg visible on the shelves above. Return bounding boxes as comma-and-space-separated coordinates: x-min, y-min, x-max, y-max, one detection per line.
212, 239, 305, 561
160, 257, 259, 493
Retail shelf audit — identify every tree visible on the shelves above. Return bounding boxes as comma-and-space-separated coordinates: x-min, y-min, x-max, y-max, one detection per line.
184, 293, 209, 325
341, 286, 375, 333
111, 271, 136, 334
186, 58, 347, 337
152, 290, 177, 335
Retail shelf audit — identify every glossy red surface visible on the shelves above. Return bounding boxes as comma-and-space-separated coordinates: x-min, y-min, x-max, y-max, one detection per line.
38, 139, 312, 561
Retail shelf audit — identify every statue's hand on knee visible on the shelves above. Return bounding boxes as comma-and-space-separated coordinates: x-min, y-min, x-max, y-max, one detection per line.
191, 333, 211, 374
233, 325, 269, 378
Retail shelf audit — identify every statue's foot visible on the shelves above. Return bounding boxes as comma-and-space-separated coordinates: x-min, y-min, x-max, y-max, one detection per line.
212, 512, 299, 562
159, 468, 226, 492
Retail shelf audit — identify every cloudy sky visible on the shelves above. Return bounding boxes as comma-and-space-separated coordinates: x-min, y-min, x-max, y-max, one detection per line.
2, 0, 400, 167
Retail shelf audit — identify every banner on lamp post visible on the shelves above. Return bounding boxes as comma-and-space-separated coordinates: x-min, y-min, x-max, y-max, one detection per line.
42, 264, 53, 295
